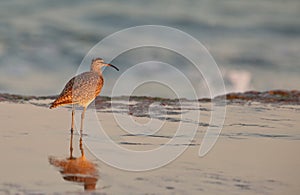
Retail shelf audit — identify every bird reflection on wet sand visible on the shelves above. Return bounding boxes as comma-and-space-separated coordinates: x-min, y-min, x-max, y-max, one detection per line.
49, 132, 99, 191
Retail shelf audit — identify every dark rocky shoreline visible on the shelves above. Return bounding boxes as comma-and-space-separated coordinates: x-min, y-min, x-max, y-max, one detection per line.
1, 90, 299, 105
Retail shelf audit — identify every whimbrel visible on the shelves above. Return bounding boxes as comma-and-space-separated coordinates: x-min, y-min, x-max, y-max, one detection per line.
50, 58, 119, 132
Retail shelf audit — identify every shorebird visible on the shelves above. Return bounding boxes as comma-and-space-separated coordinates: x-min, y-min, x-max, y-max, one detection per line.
50, 58, 119, 133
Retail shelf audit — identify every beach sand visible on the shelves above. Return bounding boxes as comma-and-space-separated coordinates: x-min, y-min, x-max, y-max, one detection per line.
0, 97, 300, 194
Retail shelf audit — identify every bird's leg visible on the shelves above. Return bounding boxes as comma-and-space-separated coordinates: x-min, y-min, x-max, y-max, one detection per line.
71, 105, 75, 133
69, 129, 74, 159
79, 133, 84, 157
80, 107, 86, 135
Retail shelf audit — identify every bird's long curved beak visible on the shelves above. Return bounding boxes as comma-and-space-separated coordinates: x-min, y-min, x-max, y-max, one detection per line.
106, 63, 119, 71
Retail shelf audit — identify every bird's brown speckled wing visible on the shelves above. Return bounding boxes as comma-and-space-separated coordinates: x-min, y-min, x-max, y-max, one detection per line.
50, 72, 103, 108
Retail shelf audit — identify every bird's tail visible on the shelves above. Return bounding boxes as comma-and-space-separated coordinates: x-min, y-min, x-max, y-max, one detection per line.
49, 101, 59, 109
49, 97, 74, 109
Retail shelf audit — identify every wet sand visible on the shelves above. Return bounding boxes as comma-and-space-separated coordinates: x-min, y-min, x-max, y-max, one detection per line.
0, 94, 300, 194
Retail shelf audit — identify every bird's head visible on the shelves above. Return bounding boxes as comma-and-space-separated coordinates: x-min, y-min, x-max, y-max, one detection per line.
91, 58, 119, 72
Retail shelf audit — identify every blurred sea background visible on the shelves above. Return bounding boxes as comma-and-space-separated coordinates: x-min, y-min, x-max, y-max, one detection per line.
0, 0, 299, 99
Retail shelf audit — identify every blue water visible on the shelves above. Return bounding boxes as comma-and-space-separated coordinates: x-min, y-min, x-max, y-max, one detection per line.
0, 0, 299, 98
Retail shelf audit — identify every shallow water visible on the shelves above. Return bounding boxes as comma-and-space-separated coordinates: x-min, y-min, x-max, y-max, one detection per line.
0, 97, 300, 194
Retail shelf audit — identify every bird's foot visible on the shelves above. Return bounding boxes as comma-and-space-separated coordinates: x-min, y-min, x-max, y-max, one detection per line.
70, 129, 83, 136
80, 130, 88, 137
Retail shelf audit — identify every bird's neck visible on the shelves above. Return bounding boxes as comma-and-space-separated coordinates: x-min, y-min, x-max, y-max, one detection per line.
91, 67, 103, 76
